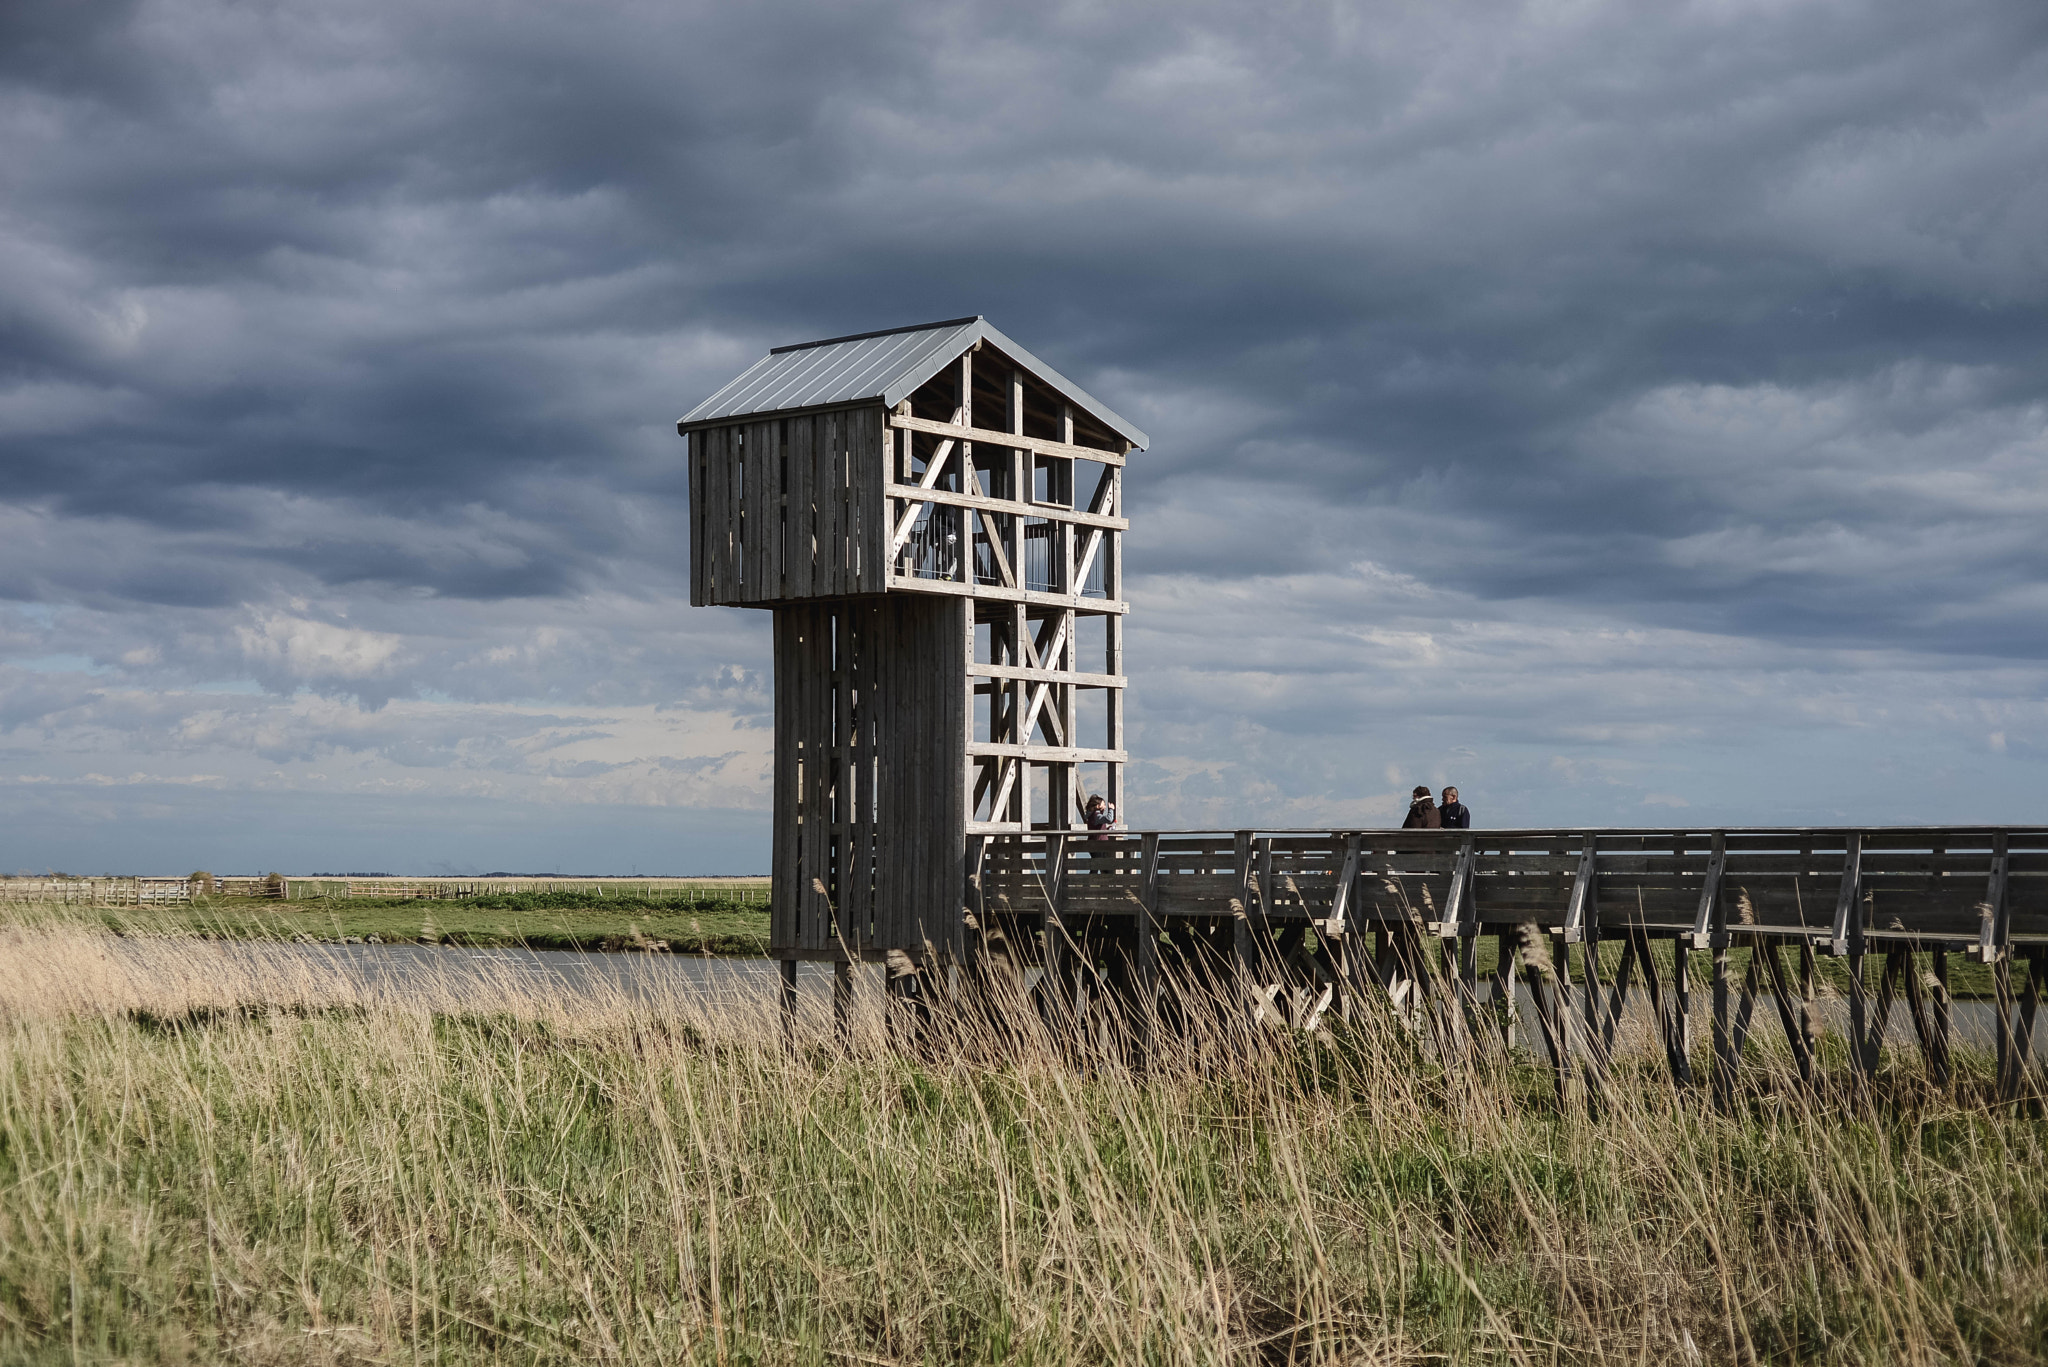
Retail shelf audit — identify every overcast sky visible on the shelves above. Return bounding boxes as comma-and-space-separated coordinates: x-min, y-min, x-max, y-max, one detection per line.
3, 0, 2045, 874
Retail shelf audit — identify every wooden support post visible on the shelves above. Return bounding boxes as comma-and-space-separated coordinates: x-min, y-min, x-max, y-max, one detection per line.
1671, 933, 1693, 1086
1578, 921, 1605, 1071
964, 834, 989, 977
1105, 457, 1124, 820
1589, 936, 1637, 1098
1899, 947, 1932, 1082
1732, 948, 1761, 1061
1838, 834, 1876, 1077
1232, 830, 1256, 1009
1932, 948, 1954, 1085
1518, 924, 1573, 1103
1437, 837, 1479, 1052
1327, 833, 1361, 1024
1040, 833, 1071, 1027
956, 352, 973, 585
1826, 831, 1863, 957
1456, 930, 1481, 1049
1711, 900, 1736, 1112
1874, 945, 1899, 1046
1687, 831, 1726, 951
1137, 831, 1161, 1053
884, 949, 928, 1051
1564, 834, 1597, 945
1493, 929, 1518, 1050
1995, 952, 2019, 1099
1976, 831, 2011, 966
779, 958, 798, 1047
2014, 949, 2043, 1101
834, 958, 855, 1042
1757, 938, 1816, 1090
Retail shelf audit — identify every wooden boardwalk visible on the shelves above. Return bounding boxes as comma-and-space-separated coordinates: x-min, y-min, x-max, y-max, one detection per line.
970, 826, 2048, 1101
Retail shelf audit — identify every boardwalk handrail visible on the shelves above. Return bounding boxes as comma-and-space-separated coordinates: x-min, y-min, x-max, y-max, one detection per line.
966, 824, 2047, 1104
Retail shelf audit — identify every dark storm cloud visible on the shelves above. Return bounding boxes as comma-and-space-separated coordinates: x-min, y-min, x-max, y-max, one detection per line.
2, 0, 2046, 853
7, 0, 2045, 618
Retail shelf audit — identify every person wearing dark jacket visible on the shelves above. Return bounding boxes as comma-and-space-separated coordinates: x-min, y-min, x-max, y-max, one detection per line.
1401, 785, 1440, 829
1439, 787, 1471, 829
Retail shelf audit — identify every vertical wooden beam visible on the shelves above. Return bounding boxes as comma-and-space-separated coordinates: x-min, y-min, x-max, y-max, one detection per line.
1757, 938, 1816, 1090
1931, 948, 1954, 1086
1438, 837, 1477, 939
1837, 833, 1877, 1077
2013, 949, 2043, 1100
1137, 831, 1161, 1052
1105, 454, 1124, 821
964, 833, 989, 977
835, 604, 856, 948
1492, 929, 1518, 1049
1232, 830, 1255, 1007
1671, 933, 1693, 1083
955, 352, 974, 584
833, 958, 854, 1042
1253, 837, 1276, 1004
1008, 368, 1027, 611
1900, 946, 1936, 1079
1064, 607, 1080, 741
1059, 404, 1075, 598
1711, 879, 1736, 1112
1976, 831, 2011, 966
1687, 831, 1726, 951
1829, 831, 1863, 956
779, 958, 798, 1047
1525, 927, 1575, 1102
1564, 834, 1597, 944
1040, 832, 1070, 1025
1326, 833, 1361, 1023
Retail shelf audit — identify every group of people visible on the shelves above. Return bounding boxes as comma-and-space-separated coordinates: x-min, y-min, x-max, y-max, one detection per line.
1402, 785, 1470, 829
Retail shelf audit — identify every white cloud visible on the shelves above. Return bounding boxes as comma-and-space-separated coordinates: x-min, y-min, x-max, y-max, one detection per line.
234, 611, 403, 682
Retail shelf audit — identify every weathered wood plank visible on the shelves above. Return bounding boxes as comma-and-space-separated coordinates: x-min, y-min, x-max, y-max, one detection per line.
889, 412, 1127, 467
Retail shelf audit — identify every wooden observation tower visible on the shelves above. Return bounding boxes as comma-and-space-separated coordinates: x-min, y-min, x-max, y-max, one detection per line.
682, 321, 2048, 1105
679, 317, 1147, 983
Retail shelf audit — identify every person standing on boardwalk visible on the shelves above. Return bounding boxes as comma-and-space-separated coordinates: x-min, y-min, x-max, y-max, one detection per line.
1439, 786, 1470, 829
1402, 785, 1440, 829
1080, 793, 1118, 838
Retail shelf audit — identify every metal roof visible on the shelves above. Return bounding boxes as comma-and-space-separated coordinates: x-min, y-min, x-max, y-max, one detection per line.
677, 316, 1149, 451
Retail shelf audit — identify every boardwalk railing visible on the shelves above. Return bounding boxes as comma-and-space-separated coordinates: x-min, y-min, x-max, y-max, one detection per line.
971, 827, 2047, 1101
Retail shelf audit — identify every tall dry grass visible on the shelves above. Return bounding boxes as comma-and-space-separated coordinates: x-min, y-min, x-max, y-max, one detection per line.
1, 904, 2045, 1365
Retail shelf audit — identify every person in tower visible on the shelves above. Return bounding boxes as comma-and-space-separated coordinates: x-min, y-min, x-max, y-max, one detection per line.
1080, 792, 1119, 838
1439, 786, 1471, 829
1402, 785, 1440, 829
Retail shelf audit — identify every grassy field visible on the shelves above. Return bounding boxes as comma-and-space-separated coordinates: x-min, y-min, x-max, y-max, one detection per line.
3, 904, 2046, 1364
92, 889, 773, 955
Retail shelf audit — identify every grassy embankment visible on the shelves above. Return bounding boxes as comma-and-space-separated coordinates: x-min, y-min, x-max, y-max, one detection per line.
94, 887, 772, 956
3, 902, 2047, 1364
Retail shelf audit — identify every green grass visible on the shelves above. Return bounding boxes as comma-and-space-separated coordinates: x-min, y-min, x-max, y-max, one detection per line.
95, 892, 772, 955
4, 905, 2047, 1364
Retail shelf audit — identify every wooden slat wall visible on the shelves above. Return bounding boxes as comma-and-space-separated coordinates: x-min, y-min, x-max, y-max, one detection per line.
769, 594, 968, 960
687, 406, 889, 607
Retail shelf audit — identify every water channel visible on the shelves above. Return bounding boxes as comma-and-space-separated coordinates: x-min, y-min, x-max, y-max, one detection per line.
163, 942, 2045, 1054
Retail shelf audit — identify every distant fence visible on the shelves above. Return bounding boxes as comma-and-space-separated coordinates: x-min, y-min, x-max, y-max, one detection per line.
0, 876, 770, 907
0, 876, 284, 905
285, 878, 770, 905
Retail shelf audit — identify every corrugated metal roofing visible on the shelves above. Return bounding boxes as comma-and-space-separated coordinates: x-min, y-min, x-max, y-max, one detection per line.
678, 316, 1149, 451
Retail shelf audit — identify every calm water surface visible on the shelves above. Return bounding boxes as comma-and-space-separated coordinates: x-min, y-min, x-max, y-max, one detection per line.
195, 942, 2044, 1052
